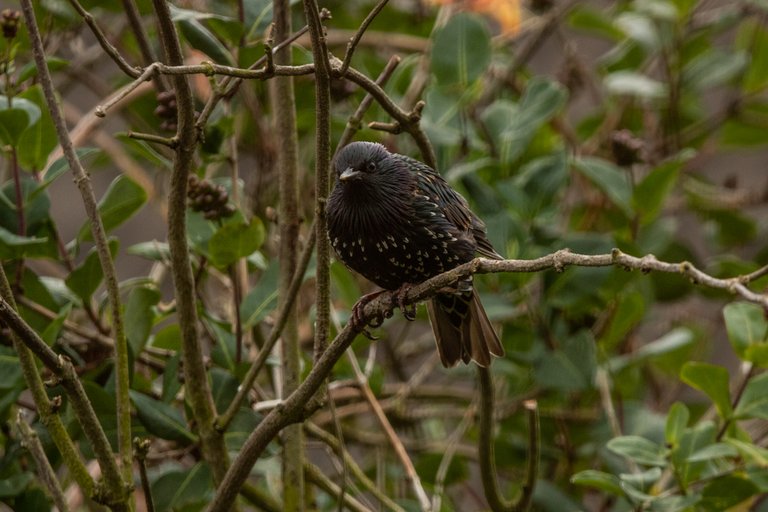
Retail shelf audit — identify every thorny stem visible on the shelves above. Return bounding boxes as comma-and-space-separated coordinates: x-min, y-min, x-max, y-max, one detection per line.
21, 0, 133, 491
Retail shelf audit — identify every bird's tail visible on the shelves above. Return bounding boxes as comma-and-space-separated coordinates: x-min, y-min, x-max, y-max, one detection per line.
427, 291, 504, 367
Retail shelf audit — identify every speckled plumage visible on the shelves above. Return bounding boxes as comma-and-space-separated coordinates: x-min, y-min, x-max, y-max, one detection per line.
327, 142, 504, 367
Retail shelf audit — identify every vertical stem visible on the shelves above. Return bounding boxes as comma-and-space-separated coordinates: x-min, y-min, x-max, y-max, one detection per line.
271, 0, 304, 507
150, 0, 231, 487
0, 266, 94, 497
17, 415, 71, 512
20, 0, 133, 487
302, 0, 331, 362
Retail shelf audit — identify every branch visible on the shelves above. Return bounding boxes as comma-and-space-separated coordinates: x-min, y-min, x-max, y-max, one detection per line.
305, 462, 373, 512
208, 247, 767, 510
303, 0, 333, 368
478, 368, 539, 512
65, 0, 142, 78
21, 0, 133, 490
17, 413, 70, 512
339, 0, 390, 76
216, 226, 317, 431
150, 0, 231, 486
0, 297, 127, 509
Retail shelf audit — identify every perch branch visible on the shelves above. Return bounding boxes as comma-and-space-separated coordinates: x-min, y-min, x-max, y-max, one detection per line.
209, 247, 768, 511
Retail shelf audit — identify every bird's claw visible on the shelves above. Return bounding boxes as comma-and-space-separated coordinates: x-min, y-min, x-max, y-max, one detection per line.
350, 290, 386, 336
394, 284, 417, 321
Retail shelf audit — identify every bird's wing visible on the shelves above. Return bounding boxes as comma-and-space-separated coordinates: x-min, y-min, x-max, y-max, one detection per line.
397, 155, 503, 260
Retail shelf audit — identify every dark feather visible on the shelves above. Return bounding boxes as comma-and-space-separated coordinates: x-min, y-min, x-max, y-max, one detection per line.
327, 142, 505, 367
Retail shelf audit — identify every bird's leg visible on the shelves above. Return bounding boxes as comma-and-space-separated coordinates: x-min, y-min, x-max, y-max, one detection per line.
350, 290, 388, 339
393, 283, 417, 321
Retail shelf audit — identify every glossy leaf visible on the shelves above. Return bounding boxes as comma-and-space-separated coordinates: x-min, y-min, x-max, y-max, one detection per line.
125, 285, 161, 353
573, 157, 633, 216
570, 470, 623, 495
733, 372, 768, 420
680, 362, 733, 419
130, 391, 197, 443
431, 13, 491, 87
208, 217, 265, 268
606, 435, 668, 466
17, 85, 58, 171
78, 175, 148, 241
665, 402, 689, 446
723, 302, 768, 365
65, 239, 119, 303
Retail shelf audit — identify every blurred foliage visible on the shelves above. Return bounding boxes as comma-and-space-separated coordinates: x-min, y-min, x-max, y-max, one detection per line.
2, 0, 768, 511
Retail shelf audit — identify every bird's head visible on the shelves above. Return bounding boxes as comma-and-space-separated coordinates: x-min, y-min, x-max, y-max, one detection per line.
334, 142, 394, 185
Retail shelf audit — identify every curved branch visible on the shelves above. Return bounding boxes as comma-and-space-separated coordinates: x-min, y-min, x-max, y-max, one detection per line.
208, 247, 767, 511
478, 367, 539, 512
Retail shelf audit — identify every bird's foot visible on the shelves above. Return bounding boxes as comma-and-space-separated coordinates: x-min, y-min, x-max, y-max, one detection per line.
350, 290, 387, 339
393, 283, 417, 321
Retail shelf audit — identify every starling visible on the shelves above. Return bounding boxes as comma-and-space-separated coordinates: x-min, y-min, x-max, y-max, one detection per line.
327, 141, 504, 367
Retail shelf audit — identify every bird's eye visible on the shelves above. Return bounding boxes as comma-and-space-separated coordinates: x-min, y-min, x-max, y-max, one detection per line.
366, 161, 377, 172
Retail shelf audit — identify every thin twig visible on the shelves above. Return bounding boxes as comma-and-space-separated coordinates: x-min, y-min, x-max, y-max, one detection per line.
305, 462, 373, 512
208, 247, 768, 511
305, 422, 406, 512
0, 297, 127, 509
65, 0, 141, 78
216, 226, 316, 431
346, 349, 432, 511
134, 438, 155, 512
17, 413, 71, 512
431, 403, 475, 511
22, 0, 133, 490
150, 0, 231, 486
339, 0, 390, 75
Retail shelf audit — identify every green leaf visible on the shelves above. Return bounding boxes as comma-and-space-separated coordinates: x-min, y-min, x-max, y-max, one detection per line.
16, 86, 58, 171
604, 70, 667, 100
125, 285, 160, 354
0, 108, 33, 146
0, 227, 48, 259
607, 327, 695, 373
151, 324, 182, 351
151, 463, 214, 512
568, 6, 624, 40
699, 475, 759, 512
240, 260, 279, 329
65, 239, 119, 303
171, 3, 235, 66
0, 347, 22, 389
723, 302, 768, 365
35, 148, 100, 201
725, 438, 768, 466
130, 391, 197, 443
633, 151, 693, 223
734, 372, 768, 420
665, 402, 689, 446
208, 217, 265, 268
741, 22, 768, 93
40, 304, 72, 346
482, 79, 567, 165
683, 49, 748, 90
79, 175, 148, 241
0, 472, 34, 498
207, 319, 237, 373
535, 330, 596, 392
431, 13, 491, 87
127, 240, 171, 262
606, 435, 668, 466
162, 352, 182, 403
573, 157, 633, 216
211, 367, 239, 414
570, 470, 623, 495
686, 442, 739, 462
680, 362, 733, 419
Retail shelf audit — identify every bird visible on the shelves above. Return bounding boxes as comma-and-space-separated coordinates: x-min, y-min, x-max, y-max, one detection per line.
327, 141, 504, 367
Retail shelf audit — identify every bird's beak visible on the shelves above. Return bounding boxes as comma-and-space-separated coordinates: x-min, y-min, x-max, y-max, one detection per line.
339, 167, 361, 181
